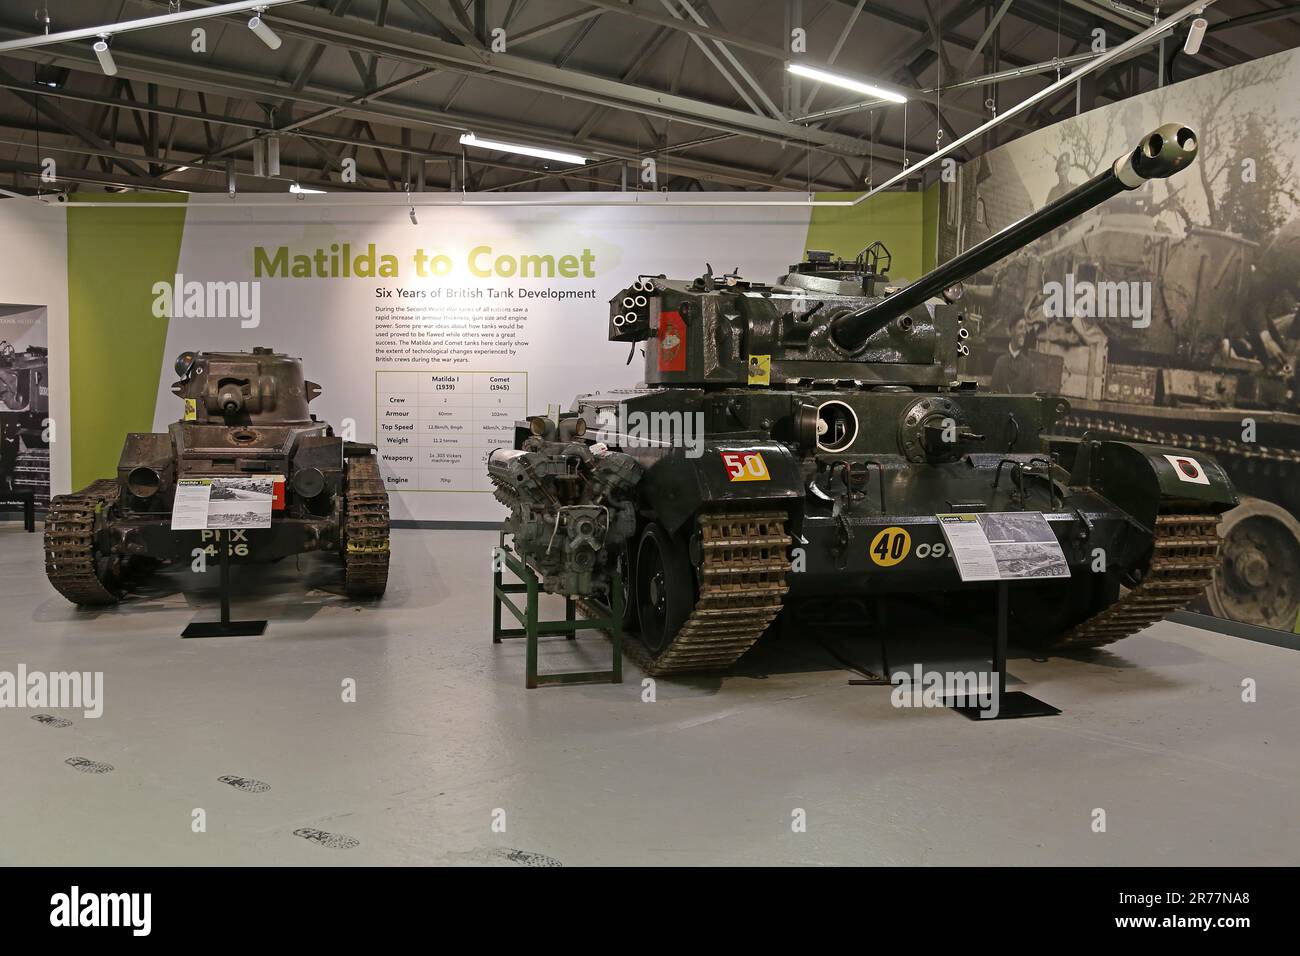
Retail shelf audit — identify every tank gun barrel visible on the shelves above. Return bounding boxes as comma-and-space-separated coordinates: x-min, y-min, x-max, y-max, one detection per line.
829, 123, 1199, 352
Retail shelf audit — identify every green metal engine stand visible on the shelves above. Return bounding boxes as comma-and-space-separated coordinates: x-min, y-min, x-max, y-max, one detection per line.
492, 534, 624, 689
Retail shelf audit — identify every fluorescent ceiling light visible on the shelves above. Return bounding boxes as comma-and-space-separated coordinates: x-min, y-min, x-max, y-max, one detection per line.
458, 133, 587, 165
92, 37, 117, 76
786, 63, 906, 103
248, 15, 282, 50
289, 182, 325, 194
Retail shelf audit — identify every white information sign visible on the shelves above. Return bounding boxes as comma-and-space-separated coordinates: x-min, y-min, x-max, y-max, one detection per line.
171, 479, 212, 530
937, 512, 1070, 582
170, 476, 278, 531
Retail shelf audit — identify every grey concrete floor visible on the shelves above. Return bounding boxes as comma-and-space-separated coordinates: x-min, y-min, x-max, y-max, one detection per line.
2, 523, 1298, 866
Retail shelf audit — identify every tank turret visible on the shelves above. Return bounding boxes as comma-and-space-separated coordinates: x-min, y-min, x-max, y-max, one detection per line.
609, 124, 1198, 391
171, 347, 321, 425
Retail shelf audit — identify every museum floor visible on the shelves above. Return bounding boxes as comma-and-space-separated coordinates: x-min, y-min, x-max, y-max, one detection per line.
2, 524, 1297, 866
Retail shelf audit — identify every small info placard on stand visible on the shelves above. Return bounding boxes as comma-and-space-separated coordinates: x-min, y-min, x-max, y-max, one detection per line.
936, 512, 1069, 720
173, 477, 276, 638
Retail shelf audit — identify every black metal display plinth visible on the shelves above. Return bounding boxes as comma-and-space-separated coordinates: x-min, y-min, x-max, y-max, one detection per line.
0, 490, 36, 532
948, 582, 1059, 720
847, 599, 893, 686
182, 529, 267, 639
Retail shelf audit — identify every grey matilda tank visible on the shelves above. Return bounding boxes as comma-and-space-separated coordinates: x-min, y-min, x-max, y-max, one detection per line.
491, 124, 1238, 676
45, 347, 389, 604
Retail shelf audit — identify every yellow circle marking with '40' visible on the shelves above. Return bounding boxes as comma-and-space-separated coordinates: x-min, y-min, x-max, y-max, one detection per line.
869, 527, 911, 567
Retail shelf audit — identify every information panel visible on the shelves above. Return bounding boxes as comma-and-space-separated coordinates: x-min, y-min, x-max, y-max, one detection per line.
375, 370, 527, 493
937, 512, 1070, 582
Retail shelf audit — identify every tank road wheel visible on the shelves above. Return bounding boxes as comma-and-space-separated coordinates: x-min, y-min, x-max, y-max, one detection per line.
342, 455, 390, 599
1206, 497, 1300, 630
44, 479, 129, 606
635, 524, 695, 656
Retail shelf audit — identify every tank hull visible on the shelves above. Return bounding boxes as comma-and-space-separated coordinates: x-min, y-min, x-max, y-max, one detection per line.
541, 384, 1235, 673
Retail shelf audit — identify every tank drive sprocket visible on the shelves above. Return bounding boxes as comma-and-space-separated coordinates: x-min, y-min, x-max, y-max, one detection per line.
1056, 510, 1222, 649
44, 479, 127, 606
342, 455, 390, 598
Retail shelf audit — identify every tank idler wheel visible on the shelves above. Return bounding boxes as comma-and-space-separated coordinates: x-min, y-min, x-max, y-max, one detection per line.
634, 523, 696, 656
44, 479, 129, 606
1206, 497, 1300, 630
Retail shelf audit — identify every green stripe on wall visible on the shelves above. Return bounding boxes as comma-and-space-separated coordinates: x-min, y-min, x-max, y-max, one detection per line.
922, 181, 940, 274
806, 191, 927, 283
67, 194, 187, 489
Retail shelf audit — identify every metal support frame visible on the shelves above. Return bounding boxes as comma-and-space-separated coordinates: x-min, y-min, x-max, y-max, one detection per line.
948, 582, 1059, 720
492, 534, 623, 690
0, 490, 36, 532
181, 529, 268, 639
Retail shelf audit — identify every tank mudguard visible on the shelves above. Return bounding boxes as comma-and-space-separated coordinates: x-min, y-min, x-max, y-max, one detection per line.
642, 439, 802, 535
1060, 437, 1237, 526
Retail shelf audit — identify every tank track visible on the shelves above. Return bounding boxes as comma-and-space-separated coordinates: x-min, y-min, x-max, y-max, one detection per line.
44, 479, 123, 606
343, 454, 390, 598
1057, 512, 1222, 649
1058, 413, 1300, 467
582, 509, 791, 676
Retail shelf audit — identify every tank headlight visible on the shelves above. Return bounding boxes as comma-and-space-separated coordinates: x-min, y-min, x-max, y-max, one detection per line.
174, 351, 197, 378
127, 466, 162, 498
291, 467, 326, 499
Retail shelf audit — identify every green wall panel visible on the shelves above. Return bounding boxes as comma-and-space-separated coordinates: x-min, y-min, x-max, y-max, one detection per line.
67, 194, 187, 489
806, 191, 926, 283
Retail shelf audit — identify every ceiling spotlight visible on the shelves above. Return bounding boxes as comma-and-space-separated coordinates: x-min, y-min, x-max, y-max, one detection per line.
1183, 17, 1208, 56
251, 138, 266, 178
409, 206, 418, 225
288, 182, 325, 194
458, 133, 587, 165
786, 63, 906, 103
248, 11, 282, 51
92, 35, 116, 76
35, 64, 69, 89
